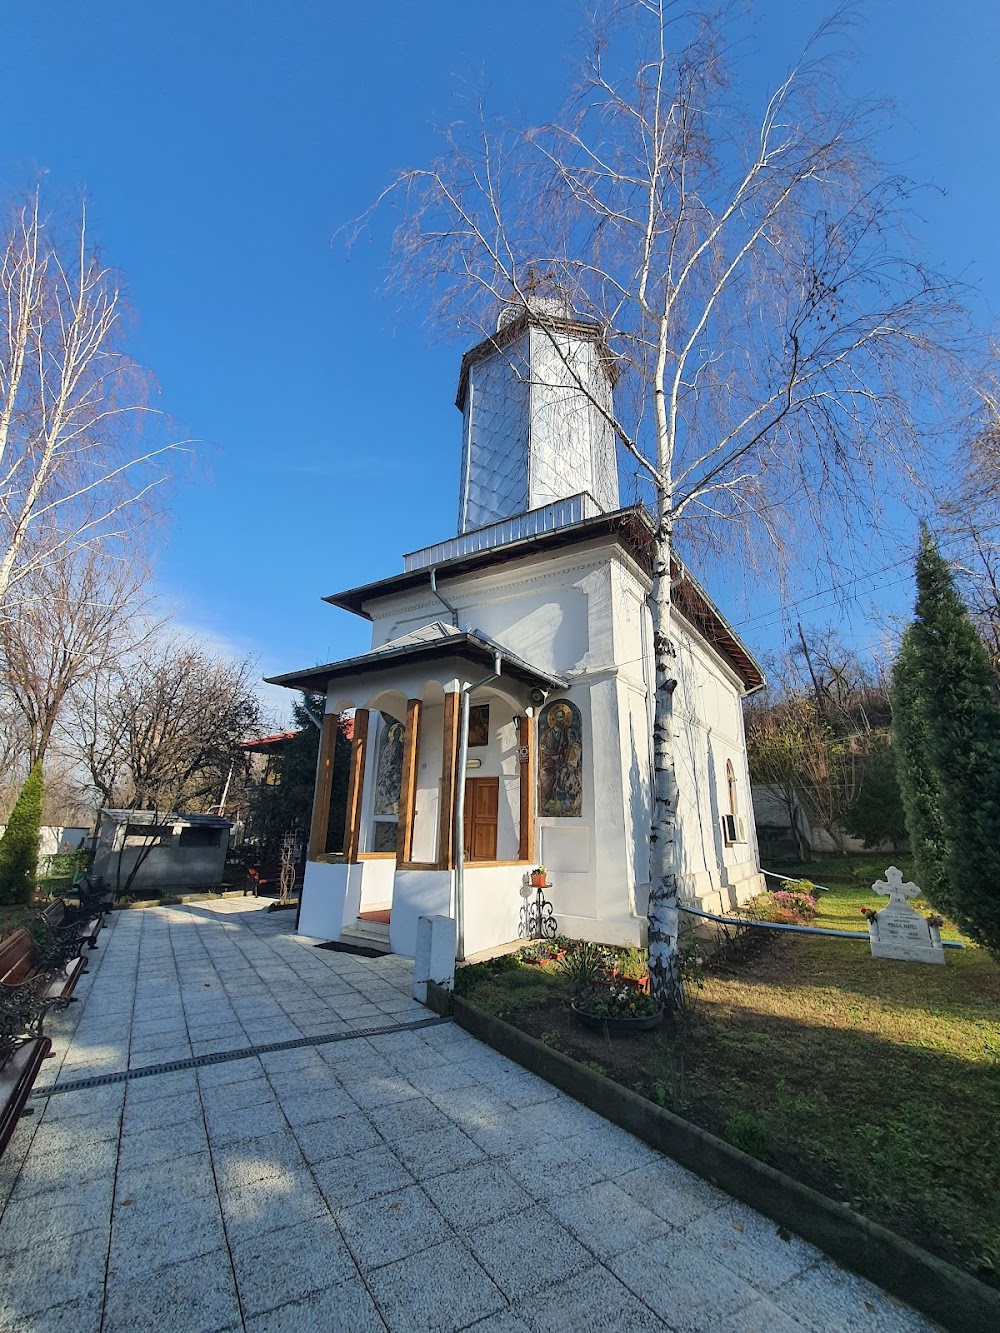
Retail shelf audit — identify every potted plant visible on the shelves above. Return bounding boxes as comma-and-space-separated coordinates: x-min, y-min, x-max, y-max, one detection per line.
529, 865, 547, 887
613, 946, 651, 994
520, 939, 569, 967
570, 982, 663, 1032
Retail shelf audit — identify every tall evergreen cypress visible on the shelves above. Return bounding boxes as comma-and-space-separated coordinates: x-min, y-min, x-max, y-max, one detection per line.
0, 762, 44, 905
891, 628, 952, 914
892, 530, 1000, 954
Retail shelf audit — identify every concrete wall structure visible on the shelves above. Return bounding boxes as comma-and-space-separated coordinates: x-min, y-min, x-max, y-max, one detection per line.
91, 811, 231, 894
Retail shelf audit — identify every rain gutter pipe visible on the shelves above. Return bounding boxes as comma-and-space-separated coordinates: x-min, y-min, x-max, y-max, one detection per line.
453, 651, 502, 960
429, 568, 460, 628
678, 903, 965, 946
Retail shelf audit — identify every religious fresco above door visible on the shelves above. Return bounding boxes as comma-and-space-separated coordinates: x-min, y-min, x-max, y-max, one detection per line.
468, 703, 490, 748
538, 699, 583, 817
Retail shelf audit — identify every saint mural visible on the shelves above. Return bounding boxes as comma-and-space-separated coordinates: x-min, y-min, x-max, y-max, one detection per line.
371, 715, 405, 851
538, 699, 583, 817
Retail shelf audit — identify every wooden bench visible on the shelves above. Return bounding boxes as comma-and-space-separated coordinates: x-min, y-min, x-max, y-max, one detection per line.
73, 876, 114, 914
41, 898, 102, 952
0, 928, 86, 1036
0, 1029, 50, 1158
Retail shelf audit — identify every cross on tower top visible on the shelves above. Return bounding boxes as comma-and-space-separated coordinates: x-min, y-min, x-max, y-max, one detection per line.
873, 866, 919, 903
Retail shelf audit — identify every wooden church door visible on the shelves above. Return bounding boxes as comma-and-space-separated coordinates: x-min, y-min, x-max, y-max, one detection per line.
463, 777, 499, 861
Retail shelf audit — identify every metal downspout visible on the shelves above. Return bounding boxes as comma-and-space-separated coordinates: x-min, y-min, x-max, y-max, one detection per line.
453, 652, 502, 960
429, 568, 460, 628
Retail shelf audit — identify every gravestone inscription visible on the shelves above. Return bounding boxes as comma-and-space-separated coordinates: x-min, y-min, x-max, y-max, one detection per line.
868, 866, 945, 965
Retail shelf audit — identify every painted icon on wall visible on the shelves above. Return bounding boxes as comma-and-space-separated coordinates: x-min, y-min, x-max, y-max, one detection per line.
373, 715, 405, 816
468, 703, 490, 748
538, 699, 583, 817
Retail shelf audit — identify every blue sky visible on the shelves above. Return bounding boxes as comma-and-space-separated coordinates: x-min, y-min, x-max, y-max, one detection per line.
2, 2, 997, 716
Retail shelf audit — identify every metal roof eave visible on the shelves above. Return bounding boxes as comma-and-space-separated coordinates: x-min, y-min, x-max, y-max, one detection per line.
264, 631, 568, 696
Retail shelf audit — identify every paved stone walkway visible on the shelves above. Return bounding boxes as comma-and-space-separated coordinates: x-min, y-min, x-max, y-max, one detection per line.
0, 901, 930, 1332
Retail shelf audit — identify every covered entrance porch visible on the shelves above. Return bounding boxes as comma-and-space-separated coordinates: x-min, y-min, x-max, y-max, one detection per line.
267, 623, 566, 958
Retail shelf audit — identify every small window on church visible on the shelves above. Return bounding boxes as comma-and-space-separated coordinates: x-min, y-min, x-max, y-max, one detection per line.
538, 699, 583, 817
726, 759, 738, 817
468, 704, 490, 747
371, 713, 405, 852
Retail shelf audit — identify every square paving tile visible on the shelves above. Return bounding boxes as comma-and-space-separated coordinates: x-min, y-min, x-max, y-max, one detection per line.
121, 1088, 204, 1135
0, 1226, 109, 1324
205, 1097, 290, 1147
116, 1116, 209, 1170
102, 1247, 241, 1332
609, 1232, 762, 1333
392, 1124, 486, 1182
679, 1201, 816, 1293
292, 1112, 381, 1165
424, 1160, 535, 1232
242, 1275, 388, 1332
313, 1145, 415, 1209
279, 1087, 356, 1127
615, 1158, 724, 1230
367, 1237, 506, 1332
334, 1183, 450, 1272
514, 1264, 667, 1332
211, 1127, 308, 1192
219, 1167, 329, 1245
770, 1262, 932, 1332
107, 1190, 227, 1276
467, 1204, 592, 1302
545, 1178, 671, 1258
504, 1138, 604, 1201
11, 1137, 118, 1200
230, 1214, 358, 1315
367, 1095, 445, 1142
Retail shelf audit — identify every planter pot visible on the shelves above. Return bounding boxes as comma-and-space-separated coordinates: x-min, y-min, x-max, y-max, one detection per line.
523, 950, 567, 968
570, 1002, 663, 1033
613, 972, 651, 994
530, 875, 547, 888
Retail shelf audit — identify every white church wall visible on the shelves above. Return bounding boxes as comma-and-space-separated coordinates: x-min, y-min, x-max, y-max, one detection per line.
350, 534, 762, 952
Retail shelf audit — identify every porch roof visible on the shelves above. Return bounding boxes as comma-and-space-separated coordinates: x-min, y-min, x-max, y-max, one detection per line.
264, 621, 568, 695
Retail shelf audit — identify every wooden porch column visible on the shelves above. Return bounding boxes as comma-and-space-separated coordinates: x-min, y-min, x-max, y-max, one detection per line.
437, 691, 460, 869
308, 712, 339, 860
343, 708, 370, 863
396, 698, 422, 864
518, 714, 535, 864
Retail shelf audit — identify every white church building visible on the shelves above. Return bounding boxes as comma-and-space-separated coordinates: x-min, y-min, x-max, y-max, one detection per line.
268, 307, 766, 959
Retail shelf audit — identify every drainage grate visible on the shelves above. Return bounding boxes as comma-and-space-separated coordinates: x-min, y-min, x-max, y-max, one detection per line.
31, 1014, 450, 1097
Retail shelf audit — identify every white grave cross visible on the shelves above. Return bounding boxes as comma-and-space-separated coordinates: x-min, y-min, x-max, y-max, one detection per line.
868, 866, 945, 965
873, 866, 920, 905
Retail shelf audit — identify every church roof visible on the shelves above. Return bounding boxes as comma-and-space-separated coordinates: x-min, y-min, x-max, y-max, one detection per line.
320, 506, 765, 693
265, 622, 568, 696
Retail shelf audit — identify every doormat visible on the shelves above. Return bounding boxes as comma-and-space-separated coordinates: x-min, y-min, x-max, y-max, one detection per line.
315, 939, 389, 958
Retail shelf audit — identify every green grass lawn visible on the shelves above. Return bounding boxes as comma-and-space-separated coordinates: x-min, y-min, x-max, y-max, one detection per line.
456, 861, 1000, 1284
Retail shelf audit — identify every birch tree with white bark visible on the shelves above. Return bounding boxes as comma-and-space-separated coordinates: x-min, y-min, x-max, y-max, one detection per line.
0, 190, 174, 609
366, 0, 969, 1005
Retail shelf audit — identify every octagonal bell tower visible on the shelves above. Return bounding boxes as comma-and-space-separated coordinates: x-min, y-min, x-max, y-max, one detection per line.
454, 300, 620, 534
